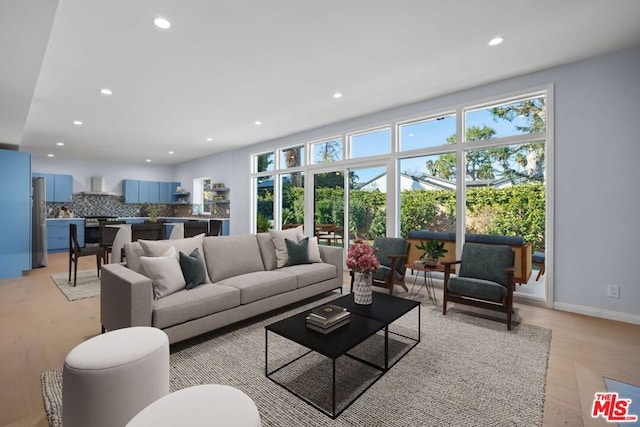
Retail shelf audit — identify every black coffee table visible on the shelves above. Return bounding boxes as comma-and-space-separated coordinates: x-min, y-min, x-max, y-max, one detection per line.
265, 292, 420, 418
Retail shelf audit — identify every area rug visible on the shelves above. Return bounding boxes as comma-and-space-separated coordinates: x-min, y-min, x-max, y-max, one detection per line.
50, 270, 100, 301
41, 300, 551, 426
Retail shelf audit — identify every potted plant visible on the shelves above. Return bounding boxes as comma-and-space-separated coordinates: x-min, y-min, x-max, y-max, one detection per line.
415, 240, 448, 267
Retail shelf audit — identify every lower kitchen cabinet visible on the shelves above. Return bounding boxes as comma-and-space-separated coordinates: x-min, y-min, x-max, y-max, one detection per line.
47, 219, 84, 251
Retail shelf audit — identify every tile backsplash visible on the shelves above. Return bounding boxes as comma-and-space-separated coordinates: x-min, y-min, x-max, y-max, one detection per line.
46, 194, 230, 219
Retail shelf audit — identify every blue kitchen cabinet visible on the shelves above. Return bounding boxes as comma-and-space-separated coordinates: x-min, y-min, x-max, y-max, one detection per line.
53, 174, 73, 202
138, 180, 150, 203
0, 150, 31, 279
46, 219, 84, 251
148, 181, 160, 203
32, 173, 73, 202
123, 179, 139, 203
159, 182, 172, 203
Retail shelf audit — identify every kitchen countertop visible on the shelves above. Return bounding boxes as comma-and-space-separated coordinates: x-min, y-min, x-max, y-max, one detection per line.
46, 217, 84, 220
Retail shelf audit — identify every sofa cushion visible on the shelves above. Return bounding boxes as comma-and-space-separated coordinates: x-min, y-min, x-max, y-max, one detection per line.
278, 263, 337, 288
269, 226, 304, 268
286, 237, 311, 266
140, 246, 187, 299
447, 276, 507, 302
297, 233, 322, 263
124, 241, 147, 275
152, 283, 240, 329
179, 248, 207, 290
215, 271, 297, 304
256, 232, 277, 271
138, 234, 211, 283
202, 235, 265, 283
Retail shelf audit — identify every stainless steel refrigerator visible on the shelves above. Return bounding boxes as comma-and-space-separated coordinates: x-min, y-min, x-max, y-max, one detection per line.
32, 177, 48, 267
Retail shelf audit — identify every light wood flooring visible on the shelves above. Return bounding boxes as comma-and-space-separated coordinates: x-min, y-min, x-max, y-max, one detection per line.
1, 252, 639, 427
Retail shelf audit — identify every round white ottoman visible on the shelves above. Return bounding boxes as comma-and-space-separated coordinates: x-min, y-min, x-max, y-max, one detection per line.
126, 384, 261, 427
63, 326, 170, 427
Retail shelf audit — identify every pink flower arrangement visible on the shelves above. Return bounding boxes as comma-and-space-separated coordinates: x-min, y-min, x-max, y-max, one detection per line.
346, 239, 380, 275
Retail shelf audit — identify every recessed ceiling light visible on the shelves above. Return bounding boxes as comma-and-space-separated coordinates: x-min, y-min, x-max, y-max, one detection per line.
56, 142, 64, 146
146, 159, 151, 162
100, 88, 113, 95
154, 17, 171, 29
206, 137, 213, 142
488, 36, 505, 46
408, 133, 414, 137
73, 120, 83, 126
168, 151, 174, 154
254, 121, 262, 126
333, 92, 343, 99
47, 154, 54, 157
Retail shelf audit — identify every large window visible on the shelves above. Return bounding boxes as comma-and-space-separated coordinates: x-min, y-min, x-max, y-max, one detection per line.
398, 154, 457, 238
250, 88, 550, 301
311, 138, 343, 164
399, 114, 456, 151
465, 96, 546, 141
349, 128, 391, 158
254, 175, 274, 232
349, 166, 387, 243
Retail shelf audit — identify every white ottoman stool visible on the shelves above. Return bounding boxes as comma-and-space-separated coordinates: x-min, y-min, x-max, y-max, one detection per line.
126, 384, 261, 427
63, 326, 169, 427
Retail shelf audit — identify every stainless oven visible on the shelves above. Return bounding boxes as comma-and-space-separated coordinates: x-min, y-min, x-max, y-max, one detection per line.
84, 216, 118, 247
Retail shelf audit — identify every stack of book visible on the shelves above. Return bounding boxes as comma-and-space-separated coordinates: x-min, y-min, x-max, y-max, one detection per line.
306, 304, 351, 334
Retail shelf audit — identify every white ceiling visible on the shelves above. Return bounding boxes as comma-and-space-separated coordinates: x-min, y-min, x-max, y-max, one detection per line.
2, 0, 640, 165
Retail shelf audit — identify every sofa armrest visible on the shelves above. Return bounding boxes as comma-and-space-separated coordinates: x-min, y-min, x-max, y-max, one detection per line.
100, 263, 154, 332
318, 245, 344, 286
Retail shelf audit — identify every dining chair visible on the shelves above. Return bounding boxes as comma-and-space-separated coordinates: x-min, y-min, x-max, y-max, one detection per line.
208, 220, 222, 236
69, 223, 106, 286
99, 220, 126, 263
184, 221, 208, 238
131, 223, 165, 241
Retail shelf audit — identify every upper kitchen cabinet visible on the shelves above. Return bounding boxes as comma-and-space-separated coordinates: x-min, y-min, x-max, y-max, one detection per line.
159, 182, 172, 203
122, 179, 139, 203
32, 173, 73, 202
123, 179, 182, 203
1, 150, 31, 279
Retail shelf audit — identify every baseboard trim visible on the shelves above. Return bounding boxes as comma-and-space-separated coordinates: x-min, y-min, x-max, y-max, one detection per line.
553, 302, 640, 326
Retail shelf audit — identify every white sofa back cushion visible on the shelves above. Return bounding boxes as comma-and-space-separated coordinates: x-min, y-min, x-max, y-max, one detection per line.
203, 235, 265, 283
256, 233, 277, 271
140, 246, 187, 299
138, 234, 211, 283
269, 226, 304, 268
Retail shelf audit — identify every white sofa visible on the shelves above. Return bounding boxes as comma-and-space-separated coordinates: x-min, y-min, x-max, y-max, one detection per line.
100, 232, 343, 344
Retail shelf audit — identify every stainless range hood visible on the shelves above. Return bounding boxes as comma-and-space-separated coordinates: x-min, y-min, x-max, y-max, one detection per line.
79, 177, 117, 195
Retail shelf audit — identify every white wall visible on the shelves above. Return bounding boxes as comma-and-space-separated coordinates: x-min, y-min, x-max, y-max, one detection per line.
174, 46, 640, 322
31, 158, 175, 194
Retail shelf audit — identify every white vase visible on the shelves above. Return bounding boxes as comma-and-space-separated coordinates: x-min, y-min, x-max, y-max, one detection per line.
353, 272, 373, 305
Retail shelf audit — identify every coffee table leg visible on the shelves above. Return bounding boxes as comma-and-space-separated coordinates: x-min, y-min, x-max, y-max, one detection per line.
385, 326, 389, 370
264, 329, 268, 376
332, 358, 336, 418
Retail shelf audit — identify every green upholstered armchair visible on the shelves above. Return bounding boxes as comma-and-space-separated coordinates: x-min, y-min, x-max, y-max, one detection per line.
442, 242, 516, 329
349, 237, 409, 296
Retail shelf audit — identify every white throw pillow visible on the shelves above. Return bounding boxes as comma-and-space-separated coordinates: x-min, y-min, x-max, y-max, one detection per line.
140, 246, 186, 299
269, 226, 303, 268
298, 233, 322, 263
139, 234, 211, 283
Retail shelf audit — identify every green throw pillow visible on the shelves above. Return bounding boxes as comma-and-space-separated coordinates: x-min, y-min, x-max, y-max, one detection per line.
179, 248, 207, 290
285, 237, 311, 266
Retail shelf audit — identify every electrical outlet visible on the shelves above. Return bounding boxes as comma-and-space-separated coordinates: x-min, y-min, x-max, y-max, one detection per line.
607, 284, 620, 298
